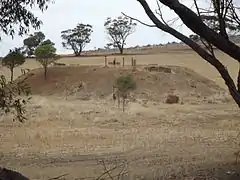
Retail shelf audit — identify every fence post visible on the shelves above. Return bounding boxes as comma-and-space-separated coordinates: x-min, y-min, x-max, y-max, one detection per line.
122, 57, 125, 67
131, 57, 134, 66
104, 56, 107, 67
133, 59, 136, 71
113, 57, 116, 68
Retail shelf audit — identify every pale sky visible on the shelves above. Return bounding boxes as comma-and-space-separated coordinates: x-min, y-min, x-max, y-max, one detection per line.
0, 0, 195, 56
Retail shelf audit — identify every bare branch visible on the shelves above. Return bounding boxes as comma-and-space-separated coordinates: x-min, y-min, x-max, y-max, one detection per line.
151, 0, 240, 62
121, 12, 156, 27
136, 0, 240, 106
48, 173, 69, 180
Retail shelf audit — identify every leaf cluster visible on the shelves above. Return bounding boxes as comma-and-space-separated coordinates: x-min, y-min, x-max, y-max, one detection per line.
0, 75, 31, 122
0, 0, 52, 38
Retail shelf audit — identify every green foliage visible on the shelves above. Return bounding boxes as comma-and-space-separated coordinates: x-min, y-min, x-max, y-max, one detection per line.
23, 31, 46, 56
104, 16, 137, 54
114, 74, 136, 112
2, 48, 26, 81
41, 39, 55, 46
2, 48, 25, 70
115, 74, 136, 93
61, 23, 93, 56
35, 44, 58, 80
0, 0, 51, 123
0, 0, 51, 38
0, 75, 31, 122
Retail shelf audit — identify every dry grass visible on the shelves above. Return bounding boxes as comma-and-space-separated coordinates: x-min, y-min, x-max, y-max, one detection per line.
0, 47, 239, 179
1, 49, 237, 89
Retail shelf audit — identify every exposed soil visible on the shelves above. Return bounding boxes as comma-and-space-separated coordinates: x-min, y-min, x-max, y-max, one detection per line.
15, 65, 229, 104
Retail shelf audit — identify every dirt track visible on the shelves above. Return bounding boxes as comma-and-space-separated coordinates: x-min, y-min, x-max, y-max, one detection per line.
1, 150, 240, 180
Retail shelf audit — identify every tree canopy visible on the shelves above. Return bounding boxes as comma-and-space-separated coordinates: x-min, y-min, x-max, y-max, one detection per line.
104, 16, 137, 54
2, 48, 26, 82
61, 23, 93, 56
23, 31, 46, 56
35, 43, 58, 80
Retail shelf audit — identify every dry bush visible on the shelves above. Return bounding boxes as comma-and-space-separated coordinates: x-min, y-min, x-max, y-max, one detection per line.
165, 94, 180, 104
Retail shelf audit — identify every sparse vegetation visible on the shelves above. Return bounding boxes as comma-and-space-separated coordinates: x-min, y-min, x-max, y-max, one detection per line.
2, 48, 25, 82
104, 16, 137, 54
114, 74, 136, 112
34, 43, 58, 80
1, 0, 240, 179
61, 23, 93, 56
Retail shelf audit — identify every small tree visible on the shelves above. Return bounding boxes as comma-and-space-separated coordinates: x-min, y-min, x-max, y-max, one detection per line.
2, 48, 26, 82
104, 16, 137, 54
35, 44, 58, 80
114, 74, 136, 112
61, 23, 93, 56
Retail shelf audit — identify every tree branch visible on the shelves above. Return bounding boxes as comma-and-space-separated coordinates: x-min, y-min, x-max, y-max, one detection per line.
121, 12, 156, 27
150, 0, 240, 62
136, 0, 240, 106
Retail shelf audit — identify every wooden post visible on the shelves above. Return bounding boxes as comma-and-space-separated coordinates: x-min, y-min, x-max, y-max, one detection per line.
133, 59, 136, 71
131, 57, 134, 66
122, 57, 125, 67
104, 56, 107, 67
113, 57, 116, 68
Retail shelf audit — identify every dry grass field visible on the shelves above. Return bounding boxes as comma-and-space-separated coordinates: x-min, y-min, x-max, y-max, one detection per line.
0, 46, 240, 179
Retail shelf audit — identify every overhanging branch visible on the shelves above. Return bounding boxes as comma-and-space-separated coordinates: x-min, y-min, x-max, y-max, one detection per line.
136, 0, 240, 106
152, 0, 240, 63
121, 12, 156, 27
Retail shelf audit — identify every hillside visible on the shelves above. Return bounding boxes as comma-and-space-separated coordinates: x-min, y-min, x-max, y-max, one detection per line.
15, 65, 229, 104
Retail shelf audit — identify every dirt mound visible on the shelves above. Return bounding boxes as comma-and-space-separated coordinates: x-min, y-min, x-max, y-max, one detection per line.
15, 66, 228, 103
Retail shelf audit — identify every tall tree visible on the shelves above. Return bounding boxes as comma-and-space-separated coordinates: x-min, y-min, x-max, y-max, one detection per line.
129, 0, 240, 107
23, 31, 45, 56
0, 0, 51, 122
61, 23, 93, 56
2, 48, 26, 82
35, 43, 58, 80
104, 16, 137, 54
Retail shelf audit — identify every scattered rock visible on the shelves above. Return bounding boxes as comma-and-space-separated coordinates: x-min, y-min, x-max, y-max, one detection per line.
165, 94, 180, 104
